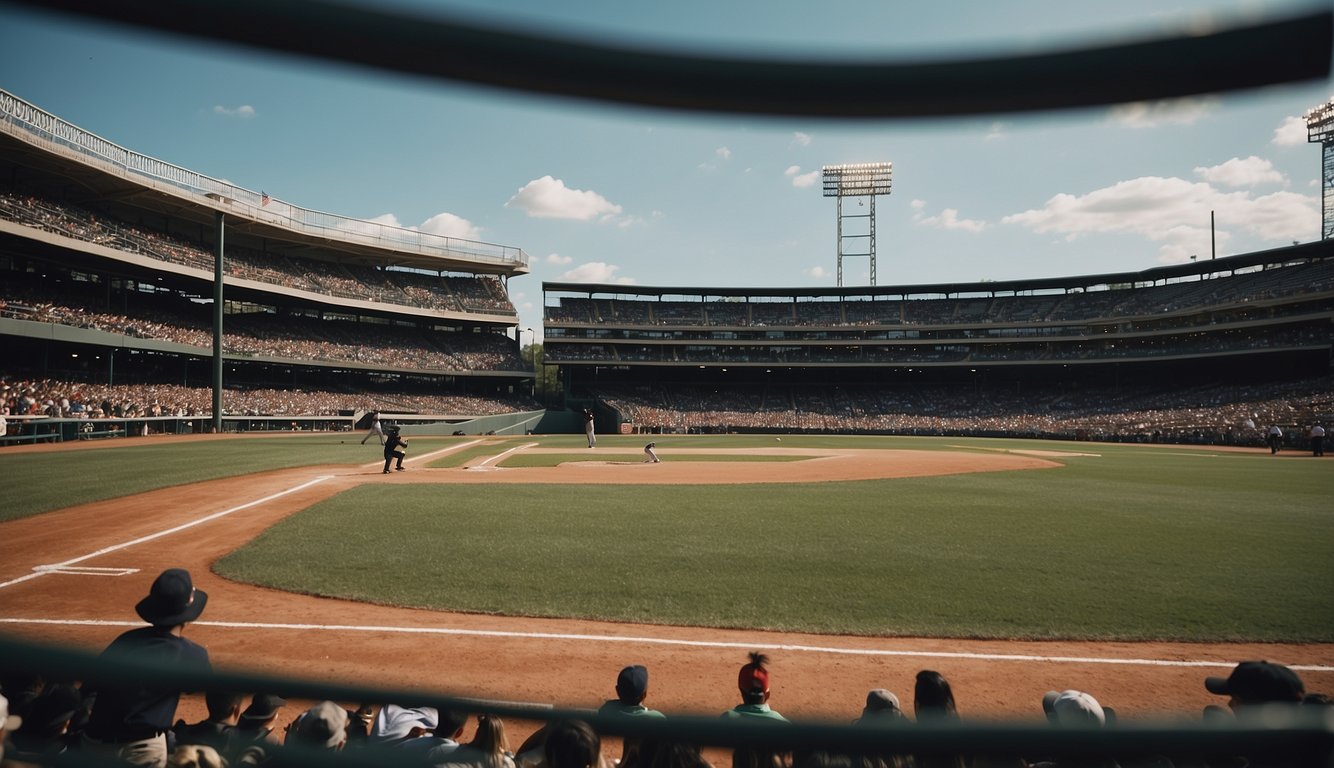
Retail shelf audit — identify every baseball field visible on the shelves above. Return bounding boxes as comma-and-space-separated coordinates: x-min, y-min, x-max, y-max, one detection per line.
1, 431, 1331, 729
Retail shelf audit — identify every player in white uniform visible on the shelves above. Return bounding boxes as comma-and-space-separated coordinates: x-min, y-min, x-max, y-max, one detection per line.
361, 412, 385, 445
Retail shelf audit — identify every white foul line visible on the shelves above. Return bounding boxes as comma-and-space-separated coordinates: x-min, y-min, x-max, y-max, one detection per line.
471, 442, 539, 469
0, 475, 333, 590
2, 617, 1329, 673
362, 439, 482, 470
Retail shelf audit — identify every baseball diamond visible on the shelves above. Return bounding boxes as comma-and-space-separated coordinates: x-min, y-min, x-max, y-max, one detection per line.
2, 6, 1334, 765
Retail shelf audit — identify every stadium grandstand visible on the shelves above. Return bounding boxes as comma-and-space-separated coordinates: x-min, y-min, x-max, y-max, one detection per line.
544, 242, 1334, 444
0, 88, 543, 439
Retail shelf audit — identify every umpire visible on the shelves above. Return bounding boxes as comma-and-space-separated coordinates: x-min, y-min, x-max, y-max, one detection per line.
383, 424, 407, 473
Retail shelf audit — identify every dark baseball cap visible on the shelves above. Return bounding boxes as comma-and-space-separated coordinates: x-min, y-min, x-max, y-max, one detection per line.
616, 665, 649, 703
1205, 661, 1304, 703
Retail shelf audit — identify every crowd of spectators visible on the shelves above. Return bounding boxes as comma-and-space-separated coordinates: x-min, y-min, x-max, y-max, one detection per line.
0, 281, 526, 373
2, 581, 1327, 768
0, 377, 538, 421
596, 375, 1334, 445
545, 258, 1334, 330
0, 189, 517, 317
545, 322, 1330, 366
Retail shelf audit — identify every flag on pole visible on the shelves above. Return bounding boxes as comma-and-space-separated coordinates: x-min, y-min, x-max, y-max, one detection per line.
261, 192, 271, 206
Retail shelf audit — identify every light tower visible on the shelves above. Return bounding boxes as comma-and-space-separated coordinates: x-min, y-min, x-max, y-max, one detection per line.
822, 162, 892, 286
1307, 98, 1334, 240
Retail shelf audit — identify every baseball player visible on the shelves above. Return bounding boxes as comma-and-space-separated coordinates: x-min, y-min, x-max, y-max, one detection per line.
643, 442, 660, 463
583, 408, 596, 448
361, 412, 384, 445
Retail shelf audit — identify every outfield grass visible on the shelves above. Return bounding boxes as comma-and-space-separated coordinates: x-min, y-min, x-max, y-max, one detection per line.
209, 435, 1334, 643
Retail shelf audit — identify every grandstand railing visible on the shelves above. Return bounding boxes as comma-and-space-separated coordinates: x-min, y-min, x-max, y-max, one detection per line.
0, 89, 528, 271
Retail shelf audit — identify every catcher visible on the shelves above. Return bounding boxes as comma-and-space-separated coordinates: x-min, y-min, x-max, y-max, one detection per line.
382, 425, 408, 473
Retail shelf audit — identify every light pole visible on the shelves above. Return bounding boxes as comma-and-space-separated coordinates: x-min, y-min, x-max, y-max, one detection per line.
522, 327, 539, 397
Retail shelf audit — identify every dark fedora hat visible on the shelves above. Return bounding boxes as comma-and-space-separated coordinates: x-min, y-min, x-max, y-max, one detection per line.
135, 568, 208, 626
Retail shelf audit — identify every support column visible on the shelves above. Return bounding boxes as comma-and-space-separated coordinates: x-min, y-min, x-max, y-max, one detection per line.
212, 212, 225, 433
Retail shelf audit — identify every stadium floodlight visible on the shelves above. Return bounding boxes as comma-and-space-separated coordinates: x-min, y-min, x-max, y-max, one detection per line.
822, 162, 893, 197
1306, 98, 1334, 240
822, 162, 892, 286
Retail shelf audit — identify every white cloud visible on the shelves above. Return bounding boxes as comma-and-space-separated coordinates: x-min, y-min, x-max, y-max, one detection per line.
1194, 156, 1285, 188
545, 253, 573, 266
806, 266, 827, 278
1272, 115, 1308, 147
559, 262, 635, 284
912, 202, 986, 233
793, 132, 812, 146
361, 211, 480, 240
1107, 97, 1217, 128
1002, 175, 1318, 263
785, 165, 819, 188
213, 105, 255, 119
716, 146, 732, 160
418, 212, 482, 240
984, 121, 1007, 141
505, 176, 623, 221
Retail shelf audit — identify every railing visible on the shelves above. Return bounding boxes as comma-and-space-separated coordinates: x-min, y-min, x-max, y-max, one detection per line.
1, 634, 1331, 768
0, 88, 528, 270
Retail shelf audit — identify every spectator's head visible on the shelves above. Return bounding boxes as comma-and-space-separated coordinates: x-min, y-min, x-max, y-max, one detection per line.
470, 714, 510, 759
239, 693, 286, 728
135, 568, 208, 628
616, 665, 650, 706
290, 701, 348, 750
1042, 690, 1106, 727
855, 689, 906, 725
1206, 661, 1305, 709
433, 708, 468, 741
17, 683, 81, 741
914, 670, 958, 721
168, 745, 226, 768
544, 719, 602, 768
738, 652, 772, 705
204, 690, 245, 723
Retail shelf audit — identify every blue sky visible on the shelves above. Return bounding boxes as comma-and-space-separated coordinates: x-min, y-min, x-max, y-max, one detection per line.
1, 1, 1330, 340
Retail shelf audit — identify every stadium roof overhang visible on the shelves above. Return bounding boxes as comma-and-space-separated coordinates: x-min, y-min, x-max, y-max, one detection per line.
0, 129, 529, 278
544, 241, 1333, 300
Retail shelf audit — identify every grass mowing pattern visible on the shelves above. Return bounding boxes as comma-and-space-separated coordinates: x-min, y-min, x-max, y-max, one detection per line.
215, 437, 1334, 642
0, 435, 462, 521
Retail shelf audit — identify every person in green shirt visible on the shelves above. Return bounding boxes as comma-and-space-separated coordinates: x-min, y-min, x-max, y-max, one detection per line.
722, 652, 788, 723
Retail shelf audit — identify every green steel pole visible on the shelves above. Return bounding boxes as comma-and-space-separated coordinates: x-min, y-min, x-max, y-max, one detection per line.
212, 211, 224, 433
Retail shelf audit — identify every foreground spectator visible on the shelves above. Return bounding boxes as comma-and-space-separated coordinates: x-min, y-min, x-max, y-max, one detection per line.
4, 683, 82, 765
172, 690, 243, 756
286, 701, 348, 751
167, 744, 226, 768
232, 693, 285, 766
597, 664, 664, 766
370, 703, 438, 746
81, 568, 212, 768
723, 652, 788, 723
542, 720, 607, 768
1, 693, 21, 765
439, 714, 515, 768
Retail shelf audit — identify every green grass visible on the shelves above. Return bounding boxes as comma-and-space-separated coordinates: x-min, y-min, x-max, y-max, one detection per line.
0, 434, 463, 521
208, 436, 1334, 642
